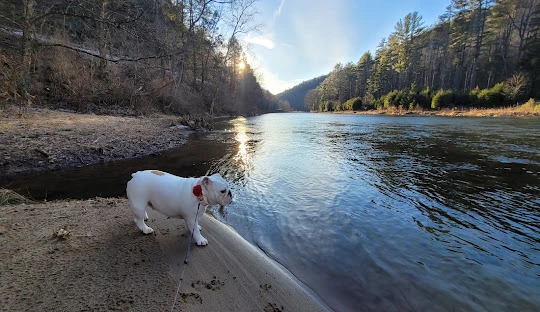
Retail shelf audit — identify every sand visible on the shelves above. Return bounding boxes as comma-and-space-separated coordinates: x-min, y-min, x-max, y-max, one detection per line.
0, 197, 330, 311
0, 109, 192, 177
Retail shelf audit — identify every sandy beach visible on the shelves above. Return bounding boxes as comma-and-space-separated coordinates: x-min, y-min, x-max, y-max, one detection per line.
0, 197, 330, 311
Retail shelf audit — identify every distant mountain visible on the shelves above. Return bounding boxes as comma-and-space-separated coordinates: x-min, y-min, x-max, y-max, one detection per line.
276, 75, 327, 111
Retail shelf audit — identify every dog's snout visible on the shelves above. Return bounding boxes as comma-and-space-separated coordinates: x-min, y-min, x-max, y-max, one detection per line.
228, 190, 232, 197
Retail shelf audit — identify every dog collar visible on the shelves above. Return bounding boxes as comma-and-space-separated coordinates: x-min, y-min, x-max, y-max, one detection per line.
192, 184, 209, 206
192, 184, 203, 200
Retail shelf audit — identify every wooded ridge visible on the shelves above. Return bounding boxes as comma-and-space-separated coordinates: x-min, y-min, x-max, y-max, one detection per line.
279, 0, 539, 113
0, 0, 290, 116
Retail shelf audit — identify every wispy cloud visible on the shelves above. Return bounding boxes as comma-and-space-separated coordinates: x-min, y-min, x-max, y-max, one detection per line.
245, 33, 275, 49
273, 0, 286, 20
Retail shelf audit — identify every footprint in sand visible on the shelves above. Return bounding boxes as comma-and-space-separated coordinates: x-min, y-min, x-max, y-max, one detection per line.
179, 293, 202, 304
260, 283, 273, 291
191, 276, 225, 291
264, 302, 284, 312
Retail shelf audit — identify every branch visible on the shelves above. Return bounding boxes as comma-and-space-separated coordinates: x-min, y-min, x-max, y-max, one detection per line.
39, 42, 186, 63
0, 13, 22, 27
30, 10, 143, 28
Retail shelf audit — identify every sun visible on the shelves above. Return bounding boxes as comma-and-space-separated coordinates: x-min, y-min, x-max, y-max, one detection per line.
238, 60, 246, 71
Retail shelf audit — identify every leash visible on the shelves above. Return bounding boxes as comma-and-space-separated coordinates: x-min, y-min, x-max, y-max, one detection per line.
170, 202, 202, 312
184, 202, 201, 264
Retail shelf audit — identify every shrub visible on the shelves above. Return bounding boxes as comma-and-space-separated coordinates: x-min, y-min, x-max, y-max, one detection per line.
381, 88, 431, 110
417, 87, 432, 109
476, 83, 506, 107
431, 89, 454, 109
384, 90, 399, 108
373, 97, 384, 109
362, 94, 378, 110
322, 100, 339, 111
454, 92, 472, 107
343, 97, 362, 110
504, 73, 529, 103
519, 98, 540, 113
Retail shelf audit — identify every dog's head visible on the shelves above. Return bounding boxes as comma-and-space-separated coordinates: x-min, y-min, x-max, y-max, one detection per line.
200, 173, 233, 207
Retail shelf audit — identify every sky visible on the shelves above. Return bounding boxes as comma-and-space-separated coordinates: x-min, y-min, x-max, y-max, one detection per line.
239, 0, 450, 94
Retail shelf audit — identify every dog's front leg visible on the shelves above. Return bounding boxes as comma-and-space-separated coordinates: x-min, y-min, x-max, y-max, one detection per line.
186, 218, 208, 246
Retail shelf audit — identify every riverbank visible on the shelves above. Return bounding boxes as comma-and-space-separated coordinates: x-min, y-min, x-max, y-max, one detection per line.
0, 108, 202, 177
0, 196, 329, 311
325, 102, 540, 117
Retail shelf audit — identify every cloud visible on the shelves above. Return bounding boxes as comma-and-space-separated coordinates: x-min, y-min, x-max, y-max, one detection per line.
273, 0, 286, 20
244, 52, 297, 94
245, 34, 275, 49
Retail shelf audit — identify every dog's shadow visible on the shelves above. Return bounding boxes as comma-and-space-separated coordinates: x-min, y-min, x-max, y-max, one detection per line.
144, 209, 193, 278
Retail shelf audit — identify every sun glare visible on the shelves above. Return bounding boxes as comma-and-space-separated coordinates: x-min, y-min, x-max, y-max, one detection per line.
233, 117, 249, 164
238, 60, 246, 71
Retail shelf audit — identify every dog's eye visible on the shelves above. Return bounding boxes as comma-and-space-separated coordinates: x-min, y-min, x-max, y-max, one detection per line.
220, 190, 226, 193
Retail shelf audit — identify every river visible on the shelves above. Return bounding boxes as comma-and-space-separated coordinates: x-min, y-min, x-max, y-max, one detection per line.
209, 113, 540, 311
3, 113, 540, 311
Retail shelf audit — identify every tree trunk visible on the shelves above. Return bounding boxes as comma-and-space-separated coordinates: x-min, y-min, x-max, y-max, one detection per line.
22, 0, 34, 60
21, 0, 35, 103
96, 0, 107, 71
469, 1, 489, 90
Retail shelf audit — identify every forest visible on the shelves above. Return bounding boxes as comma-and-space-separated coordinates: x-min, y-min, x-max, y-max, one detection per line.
299, 0, 540, 112
276, 75, 327, 111
0, 0, 289, 116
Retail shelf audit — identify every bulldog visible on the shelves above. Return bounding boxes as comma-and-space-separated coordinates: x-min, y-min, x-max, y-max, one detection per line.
126, 170, 233, 246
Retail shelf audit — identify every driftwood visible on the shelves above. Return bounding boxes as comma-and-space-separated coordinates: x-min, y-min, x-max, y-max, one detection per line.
34, 148, 49, 157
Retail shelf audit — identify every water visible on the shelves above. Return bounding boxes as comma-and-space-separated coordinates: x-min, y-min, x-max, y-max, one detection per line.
207, 113, 540, 311
1, 132, 230, 199
4, 113, 539, 311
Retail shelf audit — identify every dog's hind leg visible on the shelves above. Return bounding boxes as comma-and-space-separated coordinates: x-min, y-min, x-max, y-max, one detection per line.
130, 200, 154, 234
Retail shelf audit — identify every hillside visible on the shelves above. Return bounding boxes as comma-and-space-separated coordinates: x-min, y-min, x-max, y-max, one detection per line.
0, 0, 280, 116
276, 75, 327, 111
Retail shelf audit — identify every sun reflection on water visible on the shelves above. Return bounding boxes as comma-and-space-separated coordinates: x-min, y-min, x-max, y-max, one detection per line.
233, 116, 249, 163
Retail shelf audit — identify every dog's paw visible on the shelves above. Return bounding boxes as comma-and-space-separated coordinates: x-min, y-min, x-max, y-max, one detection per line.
196, 237, 208, 246
142, 226, 154, 234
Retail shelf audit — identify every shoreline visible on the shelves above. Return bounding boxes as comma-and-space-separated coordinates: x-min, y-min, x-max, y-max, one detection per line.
316, 106, 540, 117
0, 197, 331, 311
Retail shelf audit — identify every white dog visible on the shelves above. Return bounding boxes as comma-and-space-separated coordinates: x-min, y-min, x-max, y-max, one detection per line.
126, 170, 233, 245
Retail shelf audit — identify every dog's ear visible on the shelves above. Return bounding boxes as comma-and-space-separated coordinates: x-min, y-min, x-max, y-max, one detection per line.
202, 176, 211, 185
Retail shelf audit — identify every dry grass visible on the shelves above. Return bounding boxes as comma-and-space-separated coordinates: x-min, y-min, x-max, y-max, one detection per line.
437, 99, 540, 117
0, 188, 32, 205
336, 99, 540, 117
